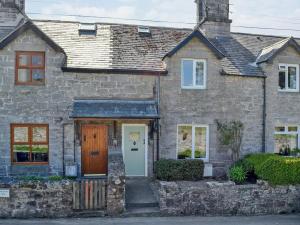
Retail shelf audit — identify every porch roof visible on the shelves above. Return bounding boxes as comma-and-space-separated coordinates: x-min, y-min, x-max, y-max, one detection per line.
70, 99, 159, 119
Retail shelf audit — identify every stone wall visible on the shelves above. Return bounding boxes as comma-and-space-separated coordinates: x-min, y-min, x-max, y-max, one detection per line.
158, 180, 300, 216
106, 151, 126, 216
160, 37, 264, 177
0, 180, 74, 218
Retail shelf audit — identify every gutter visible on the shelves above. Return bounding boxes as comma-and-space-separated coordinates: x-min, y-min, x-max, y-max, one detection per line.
61, 67, 168, 76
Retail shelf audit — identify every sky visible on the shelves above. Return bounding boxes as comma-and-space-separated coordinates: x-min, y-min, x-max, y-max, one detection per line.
26, 0, 300, 37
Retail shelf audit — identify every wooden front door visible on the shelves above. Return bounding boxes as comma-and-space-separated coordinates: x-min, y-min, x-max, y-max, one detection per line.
81, 125, 108, 175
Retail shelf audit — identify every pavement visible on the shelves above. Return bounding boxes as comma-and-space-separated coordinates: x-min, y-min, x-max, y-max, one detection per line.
0, 214, 299, 225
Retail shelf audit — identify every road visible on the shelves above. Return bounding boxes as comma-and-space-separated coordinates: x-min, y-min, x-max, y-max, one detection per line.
0, 214, 299, 225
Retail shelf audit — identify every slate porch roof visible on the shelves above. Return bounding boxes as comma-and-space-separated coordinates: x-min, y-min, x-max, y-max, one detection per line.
71, 99, 159, 119
2, 19, 300, 77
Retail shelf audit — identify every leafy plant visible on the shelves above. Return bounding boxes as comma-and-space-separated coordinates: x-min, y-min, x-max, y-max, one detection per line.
215, 120, 244, 162
155, 159, 204, 181
229, 166, 246, 184
48, 176, 63, 181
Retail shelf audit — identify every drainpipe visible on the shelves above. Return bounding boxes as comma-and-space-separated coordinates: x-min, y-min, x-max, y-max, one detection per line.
156, 72, 161, 161
262, 76, 267, 153
62, 123, 65, 176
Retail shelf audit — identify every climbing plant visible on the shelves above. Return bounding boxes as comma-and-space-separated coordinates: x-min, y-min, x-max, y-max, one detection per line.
215, 120, 244, 162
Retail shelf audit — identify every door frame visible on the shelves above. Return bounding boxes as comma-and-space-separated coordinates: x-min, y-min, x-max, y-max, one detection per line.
81, 124, 108, 176
122, 124, 148, 177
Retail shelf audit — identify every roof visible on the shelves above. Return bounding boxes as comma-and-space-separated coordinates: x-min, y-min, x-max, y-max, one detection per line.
2, 19, 300, 77
71, 99, 159, 119
0, 20, 65, 53
256, 37, 300, 64
163, 29, 225, 60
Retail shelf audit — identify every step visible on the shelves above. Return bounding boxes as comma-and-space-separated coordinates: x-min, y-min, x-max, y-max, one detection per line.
126, 201, 159, 208
122, 207, 161, 217
72, 210, 106, 218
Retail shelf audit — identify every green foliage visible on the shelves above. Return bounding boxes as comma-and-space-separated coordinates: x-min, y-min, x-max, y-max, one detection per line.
215, 120, 244, 162
19, 176, 44, 181
237, 153, 300, 185
155, 159, 204, 181
48, 176, 63, 181
229, 166, 246, 184
178, 149, 206, 159
18, 176, 72, 182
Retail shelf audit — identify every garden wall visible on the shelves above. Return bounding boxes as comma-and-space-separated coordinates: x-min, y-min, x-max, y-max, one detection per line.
158, 180, 300, 216
0, 180, 74, 218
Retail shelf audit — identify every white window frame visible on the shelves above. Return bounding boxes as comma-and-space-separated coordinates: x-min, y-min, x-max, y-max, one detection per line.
176, 124, 209, 162
181, 59, 207, 90
278, 64, 300, 92
274, 125, 300, 152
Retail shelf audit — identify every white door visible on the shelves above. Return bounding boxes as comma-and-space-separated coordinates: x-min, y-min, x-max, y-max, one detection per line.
122, 125, 148, 176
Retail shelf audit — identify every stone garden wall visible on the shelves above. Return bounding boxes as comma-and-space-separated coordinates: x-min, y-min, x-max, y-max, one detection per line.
0, 180, 74, 218
158, 180, 300, 216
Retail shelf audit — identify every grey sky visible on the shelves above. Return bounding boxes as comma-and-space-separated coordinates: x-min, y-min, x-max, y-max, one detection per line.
26, 0, 300, 37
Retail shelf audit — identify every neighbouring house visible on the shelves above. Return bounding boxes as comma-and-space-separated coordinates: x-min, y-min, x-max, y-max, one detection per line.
1, 0, 300, 178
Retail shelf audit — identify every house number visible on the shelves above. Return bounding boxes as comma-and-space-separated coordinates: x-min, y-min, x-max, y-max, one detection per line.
0, 189, 10, 198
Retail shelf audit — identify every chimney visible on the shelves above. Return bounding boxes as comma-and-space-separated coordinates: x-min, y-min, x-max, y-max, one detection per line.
195, 0, 232, 38
0, 0, 25, 27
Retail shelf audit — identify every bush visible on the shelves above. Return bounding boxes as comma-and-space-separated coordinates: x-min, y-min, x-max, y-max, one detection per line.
229, 166, 246, 184
237, 153, 300, 185
155, 159, 204, 181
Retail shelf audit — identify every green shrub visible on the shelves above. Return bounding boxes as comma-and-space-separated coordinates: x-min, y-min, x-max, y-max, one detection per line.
19, 176, 44, 181
155, 159, 204, 181
48, 176, 63, 181
229, 166, 246, 184
237, 153, 300, 185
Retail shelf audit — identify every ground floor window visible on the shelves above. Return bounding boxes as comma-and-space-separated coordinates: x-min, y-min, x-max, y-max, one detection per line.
11, 124, 49, 164
274, 126, 299, 154
177, 125, 209, 161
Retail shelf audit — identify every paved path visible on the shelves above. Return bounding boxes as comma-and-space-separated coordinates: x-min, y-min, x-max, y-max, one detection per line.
0, 214, 299, 225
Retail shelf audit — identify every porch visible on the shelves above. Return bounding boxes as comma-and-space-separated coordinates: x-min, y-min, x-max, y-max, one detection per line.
69, 99, 160, 178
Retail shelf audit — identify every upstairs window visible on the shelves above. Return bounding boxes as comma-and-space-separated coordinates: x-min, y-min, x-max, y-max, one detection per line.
11, 124, 49, 164
278, 64, 299, 92
181, 59, 207, 89
16, 52, 45, 85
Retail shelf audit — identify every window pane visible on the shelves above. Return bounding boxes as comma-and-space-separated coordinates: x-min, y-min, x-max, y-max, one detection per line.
13, 145, 30, 162
275, 133, 298, 153
14, 127, 29, 142
32, 54, 43, 67
288, 67, 297, 89
32, 127, 47, 142
32, 145, 49, 162
177, 126, 192, 159
275, 127, 285, 132
18, 69, 31, 83
18, 54, 30, 66
288, 126, 298, 132
194, 127, 207, 159
182, 60, 193, 87
32, 69, 45, 84
195, 61, 204, 86
279, 71, 286, 90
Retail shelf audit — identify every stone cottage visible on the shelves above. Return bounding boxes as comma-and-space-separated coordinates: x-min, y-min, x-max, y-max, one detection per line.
1, 0, 300, 178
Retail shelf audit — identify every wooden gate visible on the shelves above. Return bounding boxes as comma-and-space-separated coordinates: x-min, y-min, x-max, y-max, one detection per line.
73, 180, 107, 210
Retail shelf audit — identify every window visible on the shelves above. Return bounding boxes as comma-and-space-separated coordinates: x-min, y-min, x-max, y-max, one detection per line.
278, 64, 299, 92
177, 125, 209, 161
11, 124, 49, 164
274, 125, 299, 153
16, 52, 45, 85
181, 59, 207, 89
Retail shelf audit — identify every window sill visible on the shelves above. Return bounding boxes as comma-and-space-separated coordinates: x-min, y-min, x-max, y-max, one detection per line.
181, 87, 207, 90
278, 89, 299, 93
12, 162, 49, 166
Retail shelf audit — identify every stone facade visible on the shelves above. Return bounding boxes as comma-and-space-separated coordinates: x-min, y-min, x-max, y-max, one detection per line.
0, 29, 157, 177
263, 46, 300, 153
158, 180, 300, 216
0, 0, 24, 27
0, 180, 74, 218
160, 37, 264, 177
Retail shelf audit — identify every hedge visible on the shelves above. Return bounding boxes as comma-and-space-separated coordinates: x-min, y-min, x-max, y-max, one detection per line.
240, 154, 300, 185
155, 159, 204, 181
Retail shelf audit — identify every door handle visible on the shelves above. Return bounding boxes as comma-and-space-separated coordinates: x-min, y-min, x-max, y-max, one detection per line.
90, 150, 100, 156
